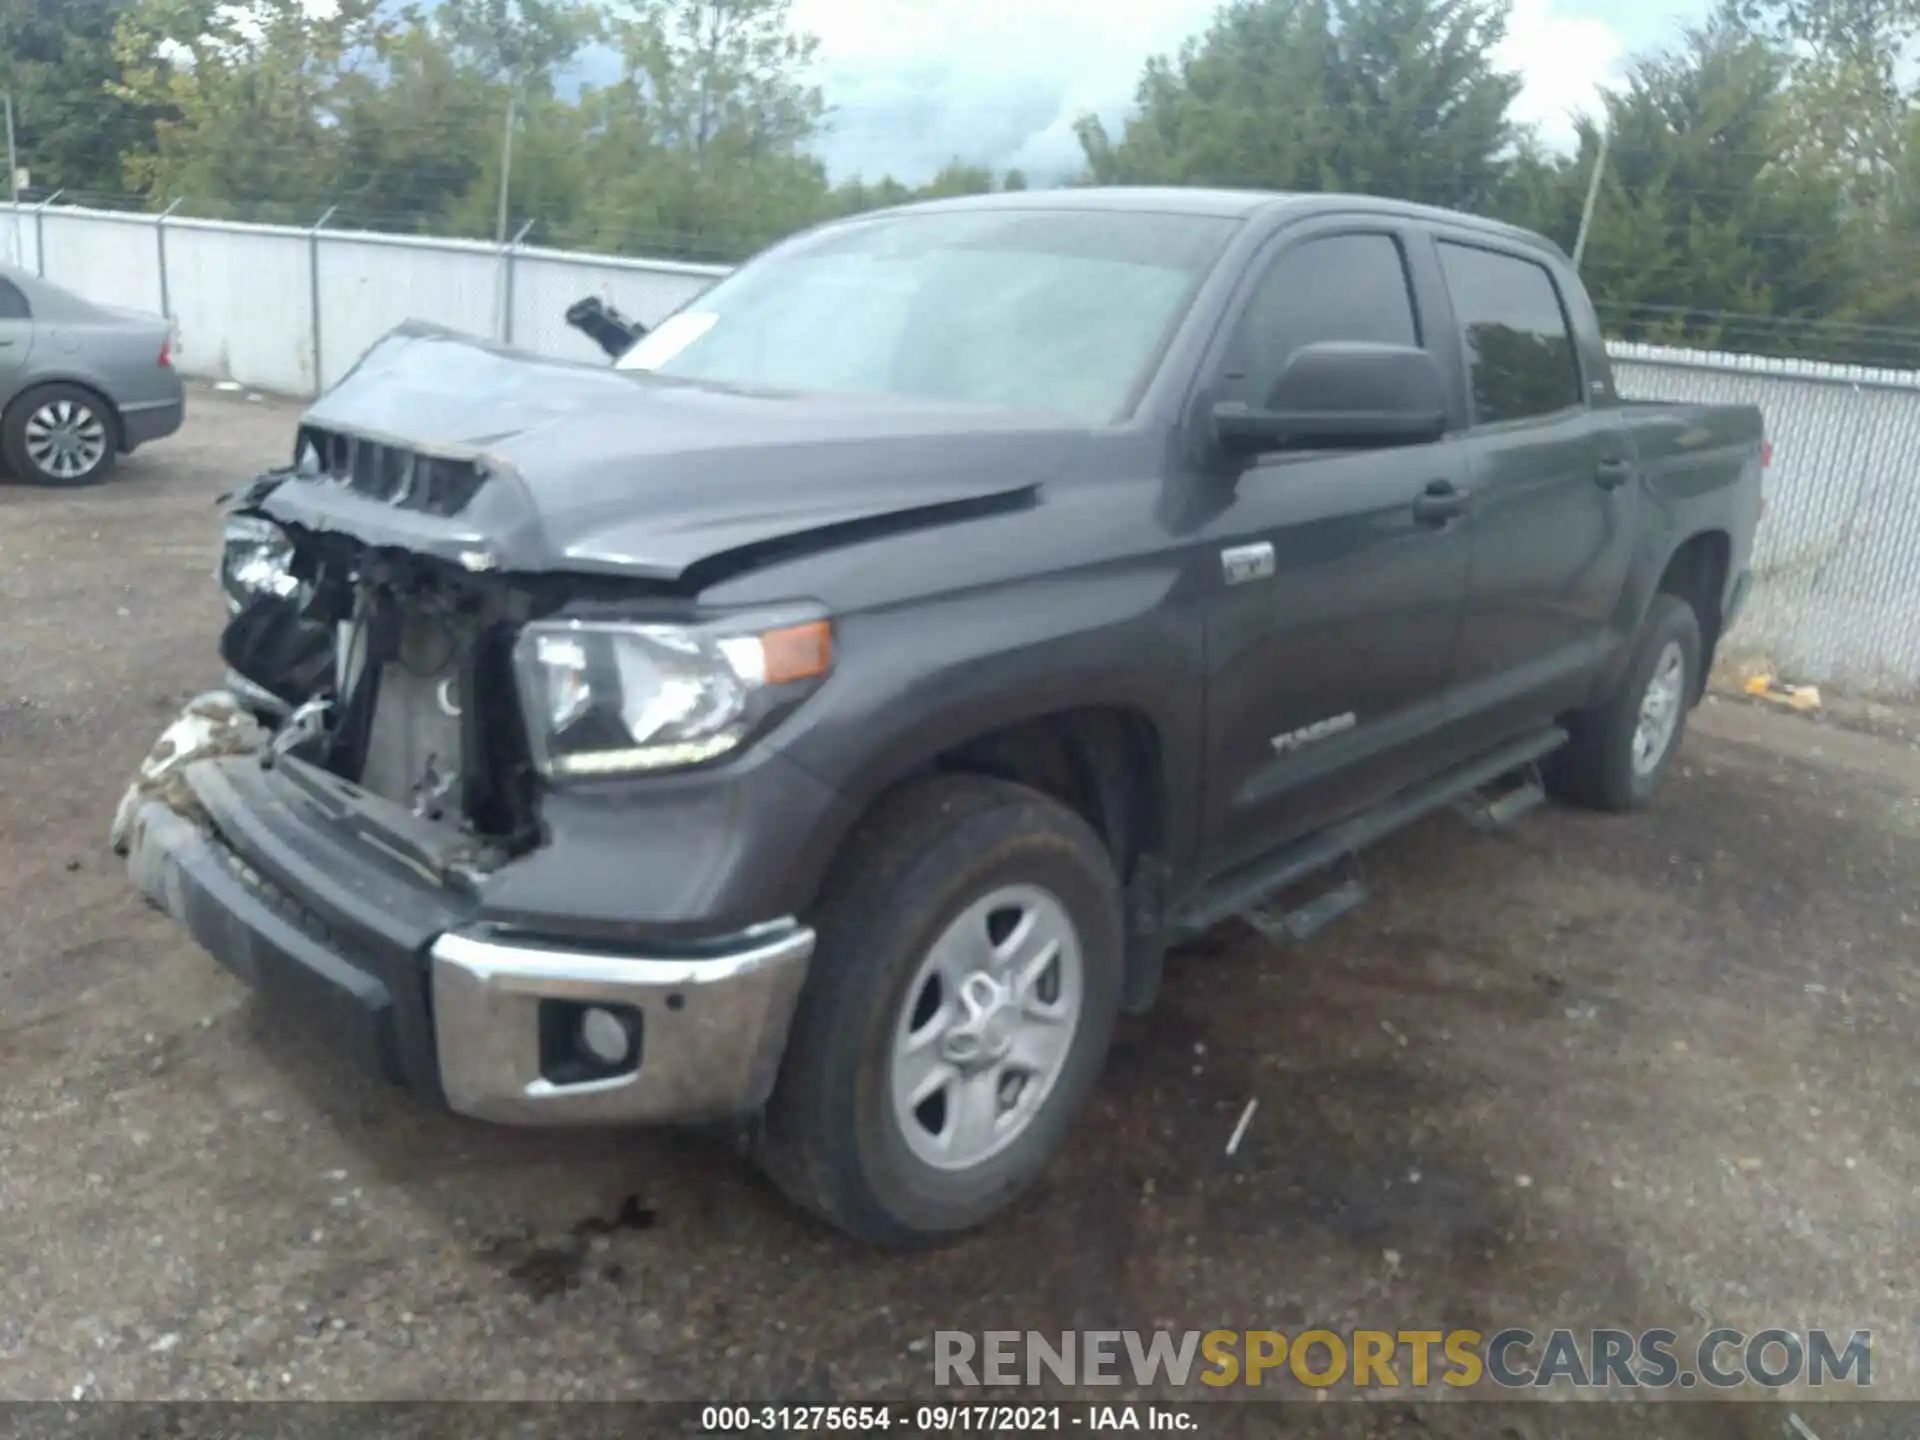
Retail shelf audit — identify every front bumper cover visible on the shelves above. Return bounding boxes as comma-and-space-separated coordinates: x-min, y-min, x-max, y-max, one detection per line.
122, 751, 815, 1126
431, 924, 813, 1125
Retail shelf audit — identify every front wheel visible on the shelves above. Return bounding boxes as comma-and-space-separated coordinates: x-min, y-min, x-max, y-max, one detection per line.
758, 775, 1123, 1247
1548, 593, 1702, 812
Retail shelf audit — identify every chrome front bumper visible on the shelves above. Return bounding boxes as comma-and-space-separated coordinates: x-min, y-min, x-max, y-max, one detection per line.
430, 922, 815, 1125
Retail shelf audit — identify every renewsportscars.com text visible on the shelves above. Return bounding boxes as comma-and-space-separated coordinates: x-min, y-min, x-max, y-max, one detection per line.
934, 1327, 1872, 1391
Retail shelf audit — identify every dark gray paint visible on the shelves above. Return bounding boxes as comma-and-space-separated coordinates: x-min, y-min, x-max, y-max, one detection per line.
232, 188, 1765, 962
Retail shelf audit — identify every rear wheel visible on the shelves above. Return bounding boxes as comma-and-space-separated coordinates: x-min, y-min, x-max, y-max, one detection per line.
1548, 593, 1702, 812
758, 774, 1123, 1247
3, 383, 118, 486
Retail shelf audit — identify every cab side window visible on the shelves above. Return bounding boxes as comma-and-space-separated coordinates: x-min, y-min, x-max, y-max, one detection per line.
1436, 242, 1582, 423
0, 279, 29, 321
1222, 234, 1419, 409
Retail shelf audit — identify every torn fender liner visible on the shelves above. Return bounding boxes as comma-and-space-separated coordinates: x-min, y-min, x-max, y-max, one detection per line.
260, 322, 1081, 580
111, 692, 269, 909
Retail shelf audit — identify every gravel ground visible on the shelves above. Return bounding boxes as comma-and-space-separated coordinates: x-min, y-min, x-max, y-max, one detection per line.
2, 392, 1917, 1434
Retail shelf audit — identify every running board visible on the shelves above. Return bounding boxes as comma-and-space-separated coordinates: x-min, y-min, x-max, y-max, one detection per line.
1457, 762, 1548, 832
1240, 856, 1369, 945
1175, 726, 1567, 939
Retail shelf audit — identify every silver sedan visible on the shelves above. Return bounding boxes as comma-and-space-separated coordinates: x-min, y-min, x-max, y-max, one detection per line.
0, 265, 185, 485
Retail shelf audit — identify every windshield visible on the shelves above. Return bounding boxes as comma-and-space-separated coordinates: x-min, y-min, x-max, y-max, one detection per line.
617, 208, 1239, 424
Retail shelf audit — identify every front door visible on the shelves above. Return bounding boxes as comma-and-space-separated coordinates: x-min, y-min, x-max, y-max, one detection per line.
1196, 226, 1472, 877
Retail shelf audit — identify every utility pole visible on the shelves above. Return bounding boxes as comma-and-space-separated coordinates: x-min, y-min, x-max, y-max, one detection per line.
494, 88, 519, 244
4, 93, 19, 267
1572, 123, 1611, 273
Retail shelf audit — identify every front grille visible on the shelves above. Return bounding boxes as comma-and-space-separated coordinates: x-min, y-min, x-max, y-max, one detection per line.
296, 425, 486, 517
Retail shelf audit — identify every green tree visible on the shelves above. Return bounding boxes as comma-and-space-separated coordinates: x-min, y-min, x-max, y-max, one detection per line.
0, 0, 158, 195
111, 0, 390, 215
1075, 0, 1521, 211
571, 0, 831, 259
1505, 11, 1862, 358
437, 0, 597, 84
327, 20, 503, 230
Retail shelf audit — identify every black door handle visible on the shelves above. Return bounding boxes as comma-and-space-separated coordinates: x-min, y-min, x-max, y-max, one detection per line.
1412, 480, 1469, 526
1595, 457, 1633, 489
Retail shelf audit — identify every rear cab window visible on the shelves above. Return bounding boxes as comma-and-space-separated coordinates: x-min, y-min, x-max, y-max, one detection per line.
1435, 242, 1583, 424
1221, 232, 1420, 408
0, 279, 29, 321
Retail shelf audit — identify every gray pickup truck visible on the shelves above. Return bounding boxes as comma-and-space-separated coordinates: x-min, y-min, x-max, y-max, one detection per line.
116, 189, 1765, 1246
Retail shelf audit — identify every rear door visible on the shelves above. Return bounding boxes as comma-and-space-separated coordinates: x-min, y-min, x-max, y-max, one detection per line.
0, 276, 32, 403
1197, 222, 1473, 876
1426, 236, 1637, 731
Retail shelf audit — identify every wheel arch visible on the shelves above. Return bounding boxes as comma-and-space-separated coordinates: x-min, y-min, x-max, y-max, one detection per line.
1653, 529, 1731, 699
821, 701, 1182, 1015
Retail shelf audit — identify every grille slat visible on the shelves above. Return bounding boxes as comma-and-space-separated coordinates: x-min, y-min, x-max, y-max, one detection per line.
297, 425, 486, 517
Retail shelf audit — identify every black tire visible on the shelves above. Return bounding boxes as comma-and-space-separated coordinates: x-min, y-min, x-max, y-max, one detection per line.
2, 382, 119, 487
758, 774, 1124, 1247
1548, 593, 1702, 813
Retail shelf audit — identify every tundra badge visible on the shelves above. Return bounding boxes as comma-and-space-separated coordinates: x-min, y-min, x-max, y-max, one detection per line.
1271, 712, 1357, 754
1221, 542, 1275, 586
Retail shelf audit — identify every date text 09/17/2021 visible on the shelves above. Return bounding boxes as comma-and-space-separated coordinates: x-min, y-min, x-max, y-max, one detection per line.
697, 1405, 1193, 1432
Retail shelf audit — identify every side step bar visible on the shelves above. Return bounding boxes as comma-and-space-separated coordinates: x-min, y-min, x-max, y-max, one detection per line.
1240, 855, 1369, 945
1457, 761, 1549, 832
1173, 726, 1567, 939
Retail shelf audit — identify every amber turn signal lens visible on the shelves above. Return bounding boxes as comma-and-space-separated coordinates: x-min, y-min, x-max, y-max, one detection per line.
761, 620, 833, 685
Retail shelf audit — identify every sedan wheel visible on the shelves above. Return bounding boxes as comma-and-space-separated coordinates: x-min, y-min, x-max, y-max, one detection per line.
4, 384, 118, 486
25, 399, 109, 481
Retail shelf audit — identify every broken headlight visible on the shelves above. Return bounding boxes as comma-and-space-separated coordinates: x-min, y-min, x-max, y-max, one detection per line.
219, 515, 300, 614
512, 614, 832, 778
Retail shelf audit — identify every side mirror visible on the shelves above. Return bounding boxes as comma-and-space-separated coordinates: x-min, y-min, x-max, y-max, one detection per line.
1212, 342, 1448, 456
565, 295, 647, 359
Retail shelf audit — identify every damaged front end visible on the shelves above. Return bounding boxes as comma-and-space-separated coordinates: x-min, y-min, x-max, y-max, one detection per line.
114, 466, 555, 944
212, 483, 547, 849
112, 410, 826, 1127
109, 318, 1074, 1127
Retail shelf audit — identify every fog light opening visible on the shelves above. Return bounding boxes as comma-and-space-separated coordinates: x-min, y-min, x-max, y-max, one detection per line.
578, 1006, 634, 1067
538, 999, 644, 1085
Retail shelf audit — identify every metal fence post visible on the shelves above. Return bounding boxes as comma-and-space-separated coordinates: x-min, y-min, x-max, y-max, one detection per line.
308, 205, 336, 395
502, 218, 534, 346
33, 189, 62, 276
155, 198, 182, 319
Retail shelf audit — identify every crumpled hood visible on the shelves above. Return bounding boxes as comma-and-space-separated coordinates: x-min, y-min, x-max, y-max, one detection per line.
259, 322, 1088, 580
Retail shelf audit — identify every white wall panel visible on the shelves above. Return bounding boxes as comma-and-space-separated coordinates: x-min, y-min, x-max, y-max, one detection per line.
314, 231, 502, 388
39, 208, 163, 315
0, 204, 40, 273
165, 220, 315, 393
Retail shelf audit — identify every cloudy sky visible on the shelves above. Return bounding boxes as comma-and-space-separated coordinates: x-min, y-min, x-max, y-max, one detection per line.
786, 0, 1711, 184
